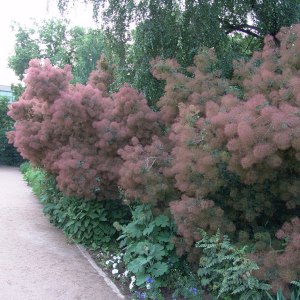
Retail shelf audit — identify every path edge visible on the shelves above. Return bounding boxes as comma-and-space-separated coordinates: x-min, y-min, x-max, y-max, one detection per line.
76, 245, 125, 299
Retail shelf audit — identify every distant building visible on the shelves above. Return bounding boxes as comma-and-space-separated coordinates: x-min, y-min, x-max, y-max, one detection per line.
0, 85, 13, 102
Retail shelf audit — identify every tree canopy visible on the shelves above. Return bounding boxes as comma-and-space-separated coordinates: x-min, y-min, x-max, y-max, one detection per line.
9, 19, 105, 84
57, 0, 300, 105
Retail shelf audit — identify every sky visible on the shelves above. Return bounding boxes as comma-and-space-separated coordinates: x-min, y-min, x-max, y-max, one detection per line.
0, 0, 96, 86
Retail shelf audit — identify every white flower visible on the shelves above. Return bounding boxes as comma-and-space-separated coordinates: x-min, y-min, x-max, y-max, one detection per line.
131, 276, 136, 282
124, 270, 129, 277
146, 283, 151, 290
113, 256, 117, 260
113, 263, 117, 268
116, 256, 121, 260
129, 282, 134, 290
105, 260, 110, 265
112, 269, 119, 275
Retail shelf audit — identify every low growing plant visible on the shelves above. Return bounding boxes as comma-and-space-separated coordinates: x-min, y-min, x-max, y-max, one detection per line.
46, 196, 117, 248
115, 204, 177, 288
129, 277, 165, 300
169, 267, 204, 300
20, 161, 30, 174
265, 282, 300, 300
196, 229, 271, 299
21, 163, 46, 197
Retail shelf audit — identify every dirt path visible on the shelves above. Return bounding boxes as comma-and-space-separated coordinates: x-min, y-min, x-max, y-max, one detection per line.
0, 166, 124, 300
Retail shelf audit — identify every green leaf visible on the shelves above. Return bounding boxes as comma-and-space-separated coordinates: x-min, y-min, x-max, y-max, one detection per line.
149, 243, 166, 260
134, 241, 152, 255
143, 223, 155, 235
149, 261, 168, 278
135, 272, 148, 286
125, 223, 143, 238
127, 257, 148, 273
84, 219, 90, 227
90, 213, 99, 219
74, 223, 80, 233
156, 231, 172, 243
201, 277, 212, 286
65, 220, 76, 227
153, 215, 169, 227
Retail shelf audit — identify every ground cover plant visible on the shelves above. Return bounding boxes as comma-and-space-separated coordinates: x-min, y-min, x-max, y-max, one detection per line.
196, 230, 271, 298
10, 24, 300, 298
116, 204, 177, 287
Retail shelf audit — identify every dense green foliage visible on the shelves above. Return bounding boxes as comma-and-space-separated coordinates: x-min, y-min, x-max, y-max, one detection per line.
0, 97, 12, 133
59, 0, 300, 38
0, 96, 22, 166
116, 204, 177, 287
9, 19, 105, 84
196, 230, 270, 299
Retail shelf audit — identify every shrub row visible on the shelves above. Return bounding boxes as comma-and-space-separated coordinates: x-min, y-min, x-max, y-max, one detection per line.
10, 25, 300, 295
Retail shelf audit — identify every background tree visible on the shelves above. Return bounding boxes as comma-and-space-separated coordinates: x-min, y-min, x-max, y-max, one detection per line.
8, 25, 40, 81
9, 19, 106, 85
56, 0, 300, 105
0, 96, 23, 165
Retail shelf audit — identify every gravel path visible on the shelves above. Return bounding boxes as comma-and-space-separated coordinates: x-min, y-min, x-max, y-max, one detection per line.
0, 166, 124, 300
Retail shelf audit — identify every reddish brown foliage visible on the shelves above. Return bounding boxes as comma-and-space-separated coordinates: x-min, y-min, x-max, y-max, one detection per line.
251, 218, 300, 293
170, 195, 235, 262
8, 57, 160, 200
118, 135, 178, 206
149, 25, 300, 289
87, 54, 115, 96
